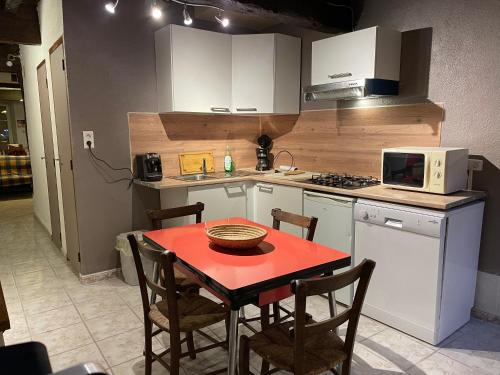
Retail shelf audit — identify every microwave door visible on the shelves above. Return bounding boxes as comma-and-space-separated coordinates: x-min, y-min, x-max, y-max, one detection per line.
383, 153, 426, 188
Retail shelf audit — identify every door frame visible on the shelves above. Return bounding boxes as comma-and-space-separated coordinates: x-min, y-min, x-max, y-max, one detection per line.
48, 36, 81, 273
36, 59, 62, 248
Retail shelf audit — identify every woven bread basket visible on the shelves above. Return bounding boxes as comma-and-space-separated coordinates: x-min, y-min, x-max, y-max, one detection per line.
206, 224, 267, 249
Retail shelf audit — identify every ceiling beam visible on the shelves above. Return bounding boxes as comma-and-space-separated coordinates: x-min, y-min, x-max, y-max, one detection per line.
0, 0, 40, 45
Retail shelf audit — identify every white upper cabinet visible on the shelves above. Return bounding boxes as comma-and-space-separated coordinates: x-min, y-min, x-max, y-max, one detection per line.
155, 25, 232, 113
311, 26, 401, 85
232, 34, 301, 114
155, 25, 301, 114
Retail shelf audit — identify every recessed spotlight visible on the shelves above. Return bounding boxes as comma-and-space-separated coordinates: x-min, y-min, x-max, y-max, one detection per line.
215, 13, 229, 28
151, 4, 163, 19
104, 0, 118, 14
183, 5, 192, 25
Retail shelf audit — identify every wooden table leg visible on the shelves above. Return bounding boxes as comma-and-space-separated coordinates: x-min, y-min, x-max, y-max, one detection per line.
228, 309, 239, 375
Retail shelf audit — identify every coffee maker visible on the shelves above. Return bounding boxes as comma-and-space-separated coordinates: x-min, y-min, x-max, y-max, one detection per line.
136, 153, 163, 181
256, 135, 272, 171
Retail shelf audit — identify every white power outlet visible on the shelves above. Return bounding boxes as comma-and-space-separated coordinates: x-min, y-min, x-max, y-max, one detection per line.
468, 158, 483, 172
83, 131, 95, 149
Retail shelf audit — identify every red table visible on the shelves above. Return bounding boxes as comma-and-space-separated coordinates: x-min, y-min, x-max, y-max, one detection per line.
144, 217, 351, 375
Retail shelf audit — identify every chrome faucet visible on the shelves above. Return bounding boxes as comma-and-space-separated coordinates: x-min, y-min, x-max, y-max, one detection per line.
201, 158, 207, 175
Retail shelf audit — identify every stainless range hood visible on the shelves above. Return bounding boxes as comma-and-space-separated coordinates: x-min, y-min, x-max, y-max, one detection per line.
304, 78, 399, 101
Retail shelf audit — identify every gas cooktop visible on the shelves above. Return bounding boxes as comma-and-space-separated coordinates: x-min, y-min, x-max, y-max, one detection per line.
302, 173, 380, 190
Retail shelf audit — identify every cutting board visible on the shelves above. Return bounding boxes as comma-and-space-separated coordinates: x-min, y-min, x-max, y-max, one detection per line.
179, 151, 215, 175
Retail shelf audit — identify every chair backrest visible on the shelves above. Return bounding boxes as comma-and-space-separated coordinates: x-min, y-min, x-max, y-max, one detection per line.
127, 235, 181, 338
147, 202, 204, 230
291, 259, 376, 375
271, 208, 318, 241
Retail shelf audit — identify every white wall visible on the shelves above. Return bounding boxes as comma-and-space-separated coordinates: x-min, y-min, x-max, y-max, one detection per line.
20, 0, 67, 253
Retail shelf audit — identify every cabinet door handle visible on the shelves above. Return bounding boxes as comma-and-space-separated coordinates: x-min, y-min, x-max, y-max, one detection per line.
41, 156, 46, 160
236, 108, 257, 112
328, 72, 352, 79
257, 184, 274, 193
210, 107, 230, 113
304, 192, 351, 204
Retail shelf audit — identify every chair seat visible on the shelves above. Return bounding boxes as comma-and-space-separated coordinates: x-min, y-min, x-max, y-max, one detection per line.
150, 293, 227, 332
248, 321, 347, 375
160, 267, 200, 292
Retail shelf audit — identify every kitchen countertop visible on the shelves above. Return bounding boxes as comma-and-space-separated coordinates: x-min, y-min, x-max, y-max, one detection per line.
134, 169, 486, 210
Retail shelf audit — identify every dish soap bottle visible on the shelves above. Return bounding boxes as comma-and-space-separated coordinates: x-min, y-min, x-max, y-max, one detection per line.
224, 145, 233, 175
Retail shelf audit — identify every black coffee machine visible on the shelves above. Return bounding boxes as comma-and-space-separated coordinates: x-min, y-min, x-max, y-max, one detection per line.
136, 153, 163, 181
256, 135, 272, 171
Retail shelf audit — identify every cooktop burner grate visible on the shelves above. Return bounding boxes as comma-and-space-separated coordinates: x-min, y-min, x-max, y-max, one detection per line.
306, 173, 380, 190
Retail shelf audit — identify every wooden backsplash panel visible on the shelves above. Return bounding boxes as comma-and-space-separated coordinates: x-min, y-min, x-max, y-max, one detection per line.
128, 103, 443, 177
268, 103, 443, 177
128, 112, 297, 176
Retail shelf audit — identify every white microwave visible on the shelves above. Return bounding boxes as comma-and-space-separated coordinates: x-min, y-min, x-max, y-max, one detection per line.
381, 147, 469, 194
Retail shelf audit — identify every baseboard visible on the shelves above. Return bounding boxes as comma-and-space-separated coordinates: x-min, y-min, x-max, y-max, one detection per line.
79, 268, 122, 284
33, 212, 51, 235
472, 308, 500, 325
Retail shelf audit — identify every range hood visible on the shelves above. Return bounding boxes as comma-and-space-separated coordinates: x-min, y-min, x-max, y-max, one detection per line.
304, 78, 399, 101
305, 26, 401, 101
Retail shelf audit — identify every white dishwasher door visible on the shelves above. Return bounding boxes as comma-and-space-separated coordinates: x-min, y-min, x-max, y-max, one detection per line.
354, 200, 446, 344
304, 191, 354, 305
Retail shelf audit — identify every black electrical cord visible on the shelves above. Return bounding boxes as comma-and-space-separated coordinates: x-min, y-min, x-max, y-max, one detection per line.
272, 150, 295, 172
86, 141, 134, 186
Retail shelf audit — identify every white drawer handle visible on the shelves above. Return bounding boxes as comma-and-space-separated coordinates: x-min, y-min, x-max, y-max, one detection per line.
258, 184, 274, 192
236, 108, 257, 112
328, 72, 352, 79
210, 107, 230, 113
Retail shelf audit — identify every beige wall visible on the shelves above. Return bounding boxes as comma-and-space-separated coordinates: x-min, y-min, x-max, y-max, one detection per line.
20, 0, 67, 255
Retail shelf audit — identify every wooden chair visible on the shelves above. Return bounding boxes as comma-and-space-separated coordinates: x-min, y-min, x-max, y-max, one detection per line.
147, 202, 204, 230
146, 202, 205, 294
270, 208, 319, 323
239, 209, 318, 351
128, 235, 229, 375
239, 259, 376, 375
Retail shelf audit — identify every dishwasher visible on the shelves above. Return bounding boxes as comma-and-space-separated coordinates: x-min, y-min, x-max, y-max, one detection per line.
354, 198, 485, 344
303, 190, 355, 305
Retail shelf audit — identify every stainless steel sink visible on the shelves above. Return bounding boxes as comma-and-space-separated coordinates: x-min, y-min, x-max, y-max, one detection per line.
172, 174, 217, 181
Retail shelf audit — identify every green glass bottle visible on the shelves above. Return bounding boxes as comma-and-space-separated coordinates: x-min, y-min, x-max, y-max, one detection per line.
224, 145, 233, 175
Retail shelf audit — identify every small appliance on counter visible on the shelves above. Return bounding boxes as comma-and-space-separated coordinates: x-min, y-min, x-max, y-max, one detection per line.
136, 153, 163, 182
381, 147, 469, 194
256, 134, 272, 171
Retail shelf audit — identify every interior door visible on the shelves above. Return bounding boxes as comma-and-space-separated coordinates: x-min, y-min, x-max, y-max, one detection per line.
36, 61, 62, 248
49, 39, 80, 272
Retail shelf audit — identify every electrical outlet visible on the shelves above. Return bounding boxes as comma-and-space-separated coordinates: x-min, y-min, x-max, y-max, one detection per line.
83, 131, 94, 149
468, 158, 483, 171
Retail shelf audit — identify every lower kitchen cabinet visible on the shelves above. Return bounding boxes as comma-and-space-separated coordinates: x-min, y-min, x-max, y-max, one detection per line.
253, 182, 303, 237
187, 182, 249, 222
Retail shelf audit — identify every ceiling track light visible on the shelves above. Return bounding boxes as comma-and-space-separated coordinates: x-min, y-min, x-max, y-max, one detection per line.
151, 0, 163, 19
104, 0, 119, 14
183, 4, 192, 25
103, 0, 230, 27
215, 12, 229, 28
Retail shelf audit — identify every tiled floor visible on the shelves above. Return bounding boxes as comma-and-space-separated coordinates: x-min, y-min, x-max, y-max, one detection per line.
1, 197, 500, 374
